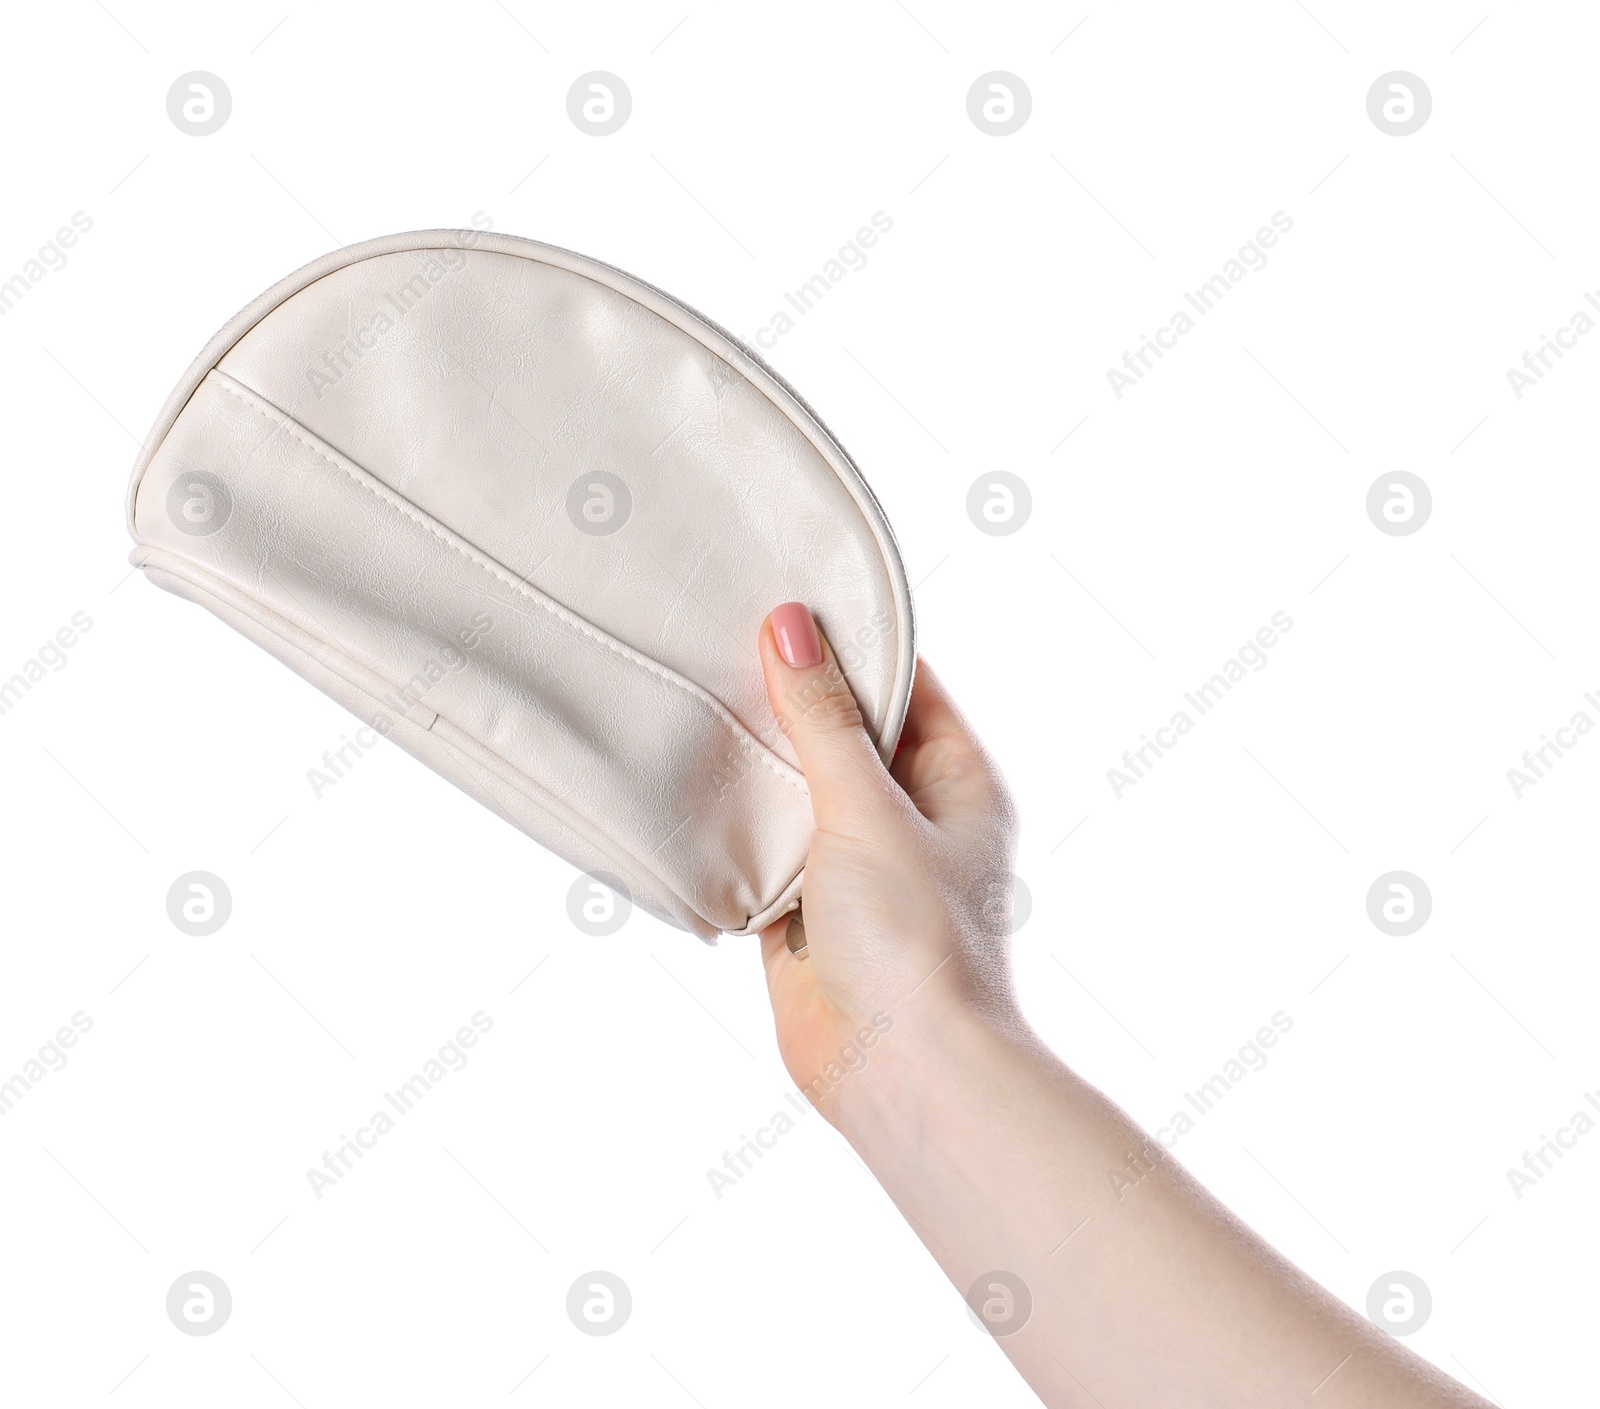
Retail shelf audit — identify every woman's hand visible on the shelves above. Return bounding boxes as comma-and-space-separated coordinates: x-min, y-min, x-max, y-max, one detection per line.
749, 601, 1491, 1409
755, 601, 1024, 1119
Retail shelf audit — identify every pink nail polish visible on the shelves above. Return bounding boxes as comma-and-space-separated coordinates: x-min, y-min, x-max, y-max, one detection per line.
772, 602, 822, 668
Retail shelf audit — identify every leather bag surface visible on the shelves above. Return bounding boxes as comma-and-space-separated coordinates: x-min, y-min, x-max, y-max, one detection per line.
126, 230, 915, 940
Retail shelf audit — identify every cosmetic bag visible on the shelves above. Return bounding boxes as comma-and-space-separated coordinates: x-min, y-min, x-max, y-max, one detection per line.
125, 230, 915, 940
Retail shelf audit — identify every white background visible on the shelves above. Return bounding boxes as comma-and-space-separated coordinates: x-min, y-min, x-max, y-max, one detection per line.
1, 1, 1595, 1403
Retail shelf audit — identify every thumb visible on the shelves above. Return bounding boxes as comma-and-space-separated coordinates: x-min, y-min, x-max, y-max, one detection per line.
760, 602, 902, 837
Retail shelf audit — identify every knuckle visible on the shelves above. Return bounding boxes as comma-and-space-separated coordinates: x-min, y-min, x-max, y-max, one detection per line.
801, 684, 866, 732
785, 665, 866, 733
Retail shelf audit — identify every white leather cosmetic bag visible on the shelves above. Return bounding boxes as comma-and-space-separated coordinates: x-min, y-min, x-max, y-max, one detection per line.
126, 230, 915, 941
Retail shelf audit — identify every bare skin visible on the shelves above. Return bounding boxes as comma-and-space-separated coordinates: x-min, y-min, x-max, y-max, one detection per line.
754, 604, 1491, 1409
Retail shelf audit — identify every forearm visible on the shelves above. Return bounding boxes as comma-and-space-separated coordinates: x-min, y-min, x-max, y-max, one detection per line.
833, 1005, 1489, 1409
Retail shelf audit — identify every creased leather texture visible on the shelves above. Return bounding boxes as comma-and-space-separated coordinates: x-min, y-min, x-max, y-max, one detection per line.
125, 230, 915, 941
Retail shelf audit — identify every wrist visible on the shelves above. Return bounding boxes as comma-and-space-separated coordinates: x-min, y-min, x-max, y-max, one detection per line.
825, 992, 1043, 1156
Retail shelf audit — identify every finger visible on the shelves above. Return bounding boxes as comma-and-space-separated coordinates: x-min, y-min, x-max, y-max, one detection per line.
890, 658, 1016, 835
760, 602, 903, 838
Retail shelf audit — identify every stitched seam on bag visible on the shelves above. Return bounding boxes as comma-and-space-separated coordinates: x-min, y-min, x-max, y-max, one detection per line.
126, 233, 910, 769
210, 371, 808, 798
137, 547, 736, 933
425, 712, 729, 936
